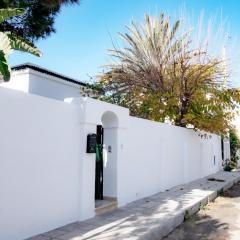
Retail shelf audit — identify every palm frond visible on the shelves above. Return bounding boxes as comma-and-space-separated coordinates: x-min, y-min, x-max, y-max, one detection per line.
7, 33, 42, 57
0, 8, 25, 23
0, 50, 10, 81
0, 8, 42, 81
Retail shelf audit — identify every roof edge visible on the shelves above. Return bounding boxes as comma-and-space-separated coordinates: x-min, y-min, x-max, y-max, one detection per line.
12, 63, 87, 87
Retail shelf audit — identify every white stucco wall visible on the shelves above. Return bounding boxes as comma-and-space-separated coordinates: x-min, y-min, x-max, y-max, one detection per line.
0, 87, 87, 240
233, 112, 240, 139
1, 70, 30, 92
102, 128, 118, 197
117, 116, 222, 206
28, 69, 82, 100
0, 89, 225, 240
68, 97, 222, 207
1, 68, 82, 100
223, 137, 231, 161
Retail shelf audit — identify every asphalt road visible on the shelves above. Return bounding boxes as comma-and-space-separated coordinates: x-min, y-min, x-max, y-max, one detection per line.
163, 181, 240, 240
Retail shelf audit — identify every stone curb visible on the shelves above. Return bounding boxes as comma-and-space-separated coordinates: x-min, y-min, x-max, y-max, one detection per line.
141, 172, 240, 240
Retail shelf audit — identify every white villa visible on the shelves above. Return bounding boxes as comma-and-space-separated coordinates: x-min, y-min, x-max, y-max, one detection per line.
1, 63, 94, 100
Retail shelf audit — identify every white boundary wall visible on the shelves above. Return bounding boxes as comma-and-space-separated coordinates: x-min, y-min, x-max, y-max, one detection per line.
0, 87, 224, 240
118, 116, 222, 205
0, 87, 86, 240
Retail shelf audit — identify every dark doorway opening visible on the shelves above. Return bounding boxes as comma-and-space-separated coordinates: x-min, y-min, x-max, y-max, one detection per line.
95, 125, 104, 200
221, 136, 224, 162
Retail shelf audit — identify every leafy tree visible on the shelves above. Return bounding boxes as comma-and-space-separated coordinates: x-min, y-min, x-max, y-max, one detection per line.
0, 8, 41, 81
98, 14, 240, 135
229, 130, 239, 167
224, 130, 240, 171
0, 0, 79, 42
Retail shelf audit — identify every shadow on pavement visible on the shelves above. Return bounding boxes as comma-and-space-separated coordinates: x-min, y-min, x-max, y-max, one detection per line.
163, 181, 240, 240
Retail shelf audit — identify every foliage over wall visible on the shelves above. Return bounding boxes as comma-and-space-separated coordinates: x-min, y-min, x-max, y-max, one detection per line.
93, 14, 240, 135
0, 0, 80, 42
0, 8, 41, 81
224, 130, 240, 171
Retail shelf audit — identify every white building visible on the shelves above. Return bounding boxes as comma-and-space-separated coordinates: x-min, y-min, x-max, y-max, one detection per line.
1, 63, 93, 100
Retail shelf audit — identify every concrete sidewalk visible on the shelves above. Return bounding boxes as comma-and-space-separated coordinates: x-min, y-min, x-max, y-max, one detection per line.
27, 171, 240, 240
164, 180, 240, 240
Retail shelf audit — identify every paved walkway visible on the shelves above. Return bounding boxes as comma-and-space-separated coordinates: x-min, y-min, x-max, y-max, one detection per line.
27, 171, 240, 240
163, 179, 240, 240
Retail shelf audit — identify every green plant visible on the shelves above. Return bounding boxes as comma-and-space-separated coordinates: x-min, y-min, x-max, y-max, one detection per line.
223, 130, 240, 171
223, 163, 233, 172
199, 202, 207, 211
0, 8, 41, 81
0, 1, 80, 42
217, 188, 224, 196
184, 210, 190, 221
230, 130, 239, 168
223, 157, 234, 171
98, 13, 240, 135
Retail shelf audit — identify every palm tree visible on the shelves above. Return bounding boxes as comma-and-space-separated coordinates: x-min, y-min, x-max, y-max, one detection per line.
100, 14, 237, 134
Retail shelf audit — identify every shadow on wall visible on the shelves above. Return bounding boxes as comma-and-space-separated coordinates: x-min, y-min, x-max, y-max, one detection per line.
101, 111, 119, 128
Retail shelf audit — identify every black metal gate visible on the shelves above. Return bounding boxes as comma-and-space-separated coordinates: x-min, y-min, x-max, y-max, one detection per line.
95, 125, 104, 200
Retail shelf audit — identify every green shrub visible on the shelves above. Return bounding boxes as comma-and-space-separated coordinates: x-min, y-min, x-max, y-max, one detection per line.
224, 131, 239, 171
